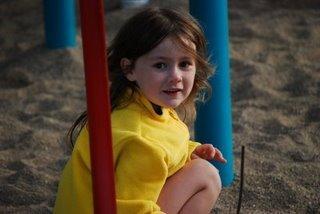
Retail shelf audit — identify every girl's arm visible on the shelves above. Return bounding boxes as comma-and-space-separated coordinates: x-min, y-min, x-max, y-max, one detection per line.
115, 137, 168, 214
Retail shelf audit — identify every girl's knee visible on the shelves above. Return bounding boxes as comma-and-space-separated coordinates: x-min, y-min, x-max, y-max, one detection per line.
189, 159, 222, 191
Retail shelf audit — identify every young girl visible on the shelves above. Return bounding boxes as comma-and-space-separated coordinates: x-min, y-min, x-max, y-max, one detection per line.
54, 7, 226, 214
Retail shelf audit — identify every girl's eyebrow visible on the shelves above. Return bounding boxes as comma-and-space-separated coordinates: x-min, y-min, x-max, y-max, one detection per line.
148, 56, 194, 61
148, 56, 169, 60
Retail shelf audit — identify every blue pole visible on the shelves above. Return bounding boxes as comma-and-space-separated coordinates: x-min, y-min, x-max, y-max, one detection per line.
43, 0, 76, 48
190, 0, 234, 186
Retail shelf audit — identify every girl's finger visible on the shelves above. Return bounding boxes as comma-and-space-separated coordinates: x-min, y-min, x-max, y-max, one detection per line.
209, 148, 216, 159
202, 144, 217, 160
214, 149, 227, 163
191, 153, 200, 160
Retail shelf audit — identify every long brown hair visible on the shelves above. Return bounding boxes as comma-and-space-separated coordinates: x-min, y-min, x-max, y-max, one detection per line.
68, 7, 213, 147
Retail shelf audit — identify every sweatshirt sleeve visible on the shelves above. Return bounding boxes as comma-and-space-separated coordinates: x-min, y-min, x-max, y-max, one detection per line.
114, 136, 168, 214
187, 140, 201, 161
54, 127, 94, 214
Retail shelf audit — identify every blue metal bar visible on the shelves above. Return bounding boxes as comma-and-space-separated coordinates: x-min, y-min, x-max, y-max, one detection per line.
43, 0, 76, 48
190, 0, 234, 186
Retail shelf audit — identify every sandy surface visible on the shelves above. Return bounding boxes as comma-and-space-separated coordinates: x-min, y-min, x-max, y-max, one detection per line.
0, 0, 319, 213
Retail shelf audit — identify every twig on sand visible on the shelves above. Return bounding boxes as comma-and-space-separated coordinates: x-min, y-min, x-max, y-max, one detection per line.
236, 146, 245, 214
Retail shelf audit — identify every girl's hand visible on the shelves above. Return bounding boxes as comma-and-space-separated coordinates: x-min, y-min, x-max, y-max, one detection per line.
191, 144, 227, 163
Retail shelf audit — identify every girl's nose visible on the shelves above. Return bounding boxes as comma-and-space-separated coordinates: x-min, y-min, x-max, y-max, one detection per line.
169, 66, 182, 83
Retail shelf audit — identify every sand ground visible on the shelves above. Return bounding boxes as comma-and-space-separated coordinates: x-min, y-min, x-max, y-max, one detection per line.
0, 0, 319, 213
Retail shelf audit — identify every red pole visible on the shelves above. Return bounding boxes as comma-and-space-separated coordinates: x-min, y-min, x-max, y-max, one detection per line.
78, 0, 116, 213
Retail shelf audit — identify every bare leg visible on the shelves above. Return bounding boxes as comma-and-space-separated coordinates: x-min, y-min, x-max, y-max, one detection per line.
157, 159, 222, 214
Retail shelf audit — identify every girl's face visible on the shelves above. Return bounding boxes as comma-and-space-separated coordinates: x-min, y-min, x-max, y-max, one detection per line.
124, 37, 196, 108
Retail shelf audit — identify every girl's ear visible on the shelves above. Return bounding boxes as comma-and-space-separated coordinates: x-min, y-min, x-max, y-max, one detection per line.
120, 58, 136, 81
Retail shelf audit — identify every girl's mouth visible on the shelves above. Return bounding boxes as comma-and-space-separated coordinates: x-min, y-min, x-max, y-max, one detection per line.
163, 89, 182, 95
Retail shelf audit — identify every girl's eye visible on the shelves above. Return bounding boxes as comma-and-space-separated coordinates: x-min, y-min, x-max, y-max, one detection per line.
179, 61, 193, 70
153, 62, 167, 70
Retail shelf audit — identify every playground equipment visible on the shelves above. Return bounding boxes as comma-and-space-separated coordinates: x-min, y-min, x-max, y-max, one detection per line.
78, 0, 116, 213
190, 0, 234, 187
121, 0, 149, 8
43, 0, 76, 48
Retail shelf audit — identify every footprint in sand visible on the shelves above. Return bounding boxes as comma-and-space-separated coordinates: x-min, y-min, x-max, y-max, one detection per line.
282, 79, 308, 96
0, 184, 46, 206
38, 98, 61, 112
281, 68, 311, 96
288, 150, 315, 162
6, 167, 45, 187
231, 59, 268, 102
305, 106, 320, 123
232, 78, 268, 102
230, 25, 255, 39
261, 118, 293, 136
293, 28, 311, 40
231, 59, 257, 78
6, 160, 26, 171
0, 68, 33, 89
0, 129, 33, 151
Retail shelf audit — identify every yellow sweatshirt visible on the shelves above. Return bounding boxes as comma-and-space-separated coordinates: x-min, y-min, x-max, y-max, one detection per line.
54, 93, 200, 214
